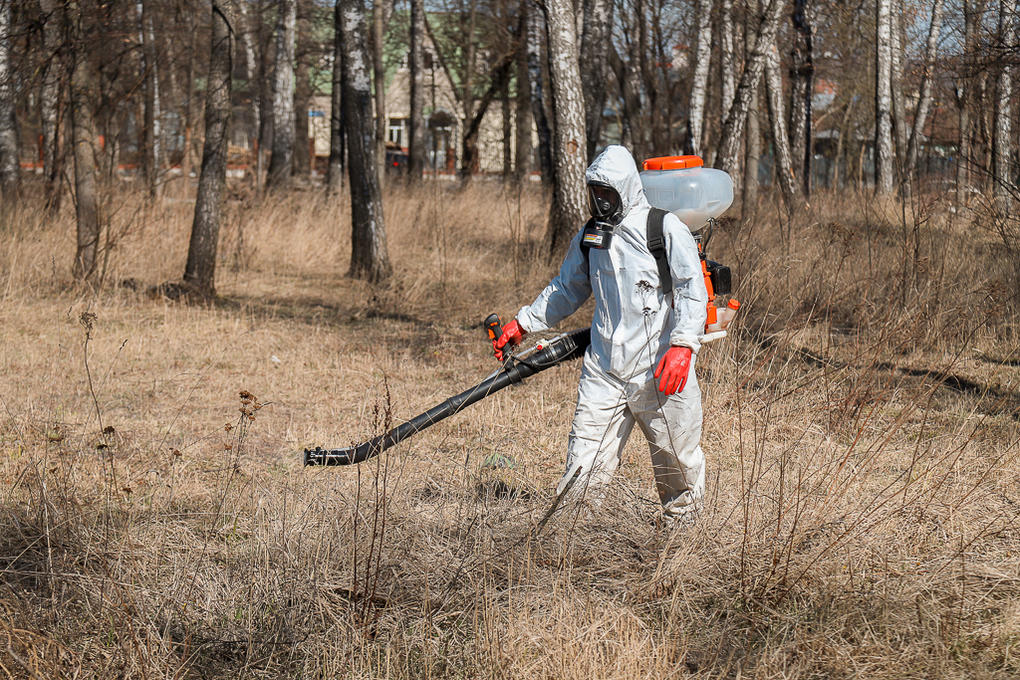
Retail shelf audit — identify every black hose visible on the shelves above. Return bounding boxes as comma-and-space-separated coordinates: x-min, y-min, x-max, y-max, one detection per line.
304, 327, 591, 466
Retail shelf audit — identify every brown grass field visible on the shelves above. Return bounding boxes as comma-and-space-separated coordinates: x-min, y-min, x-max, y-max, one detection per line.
0, 178, 1018, 678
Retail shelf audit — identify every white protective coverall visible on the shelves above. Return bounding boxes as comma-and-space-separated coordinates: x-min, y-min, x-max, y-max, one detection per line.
516, 145, 709, 515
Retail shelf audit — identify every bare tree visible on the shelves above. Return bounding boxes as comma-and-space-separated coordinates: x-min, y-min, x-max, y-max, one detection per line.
543, 0, 587, 255
183, 0, 234, 297
39, 0, 64, 211
715, 0, 784, 176
789, 0, 813, 196
68, 0, 99, 282
889, 0, 907, 165
993, 0, 1017, 204
0, 0, 19, 202
686, 0, 713, 156
293, 0, 312, 179
327, 0, 345, 194
137, 0, 162, 198
720, 0, 737, 119
765, 36, 799, 211
237, 0, 261, 173
875, 0, 894, 193
372, 0, 387, 179
514, 0, 532, 180
905, 0, 945, 185
340, 0, 391, 281
526, 1, 553, 185
408, 0, 426, 180
580, 0, 612, 159
266, 0, 296, 189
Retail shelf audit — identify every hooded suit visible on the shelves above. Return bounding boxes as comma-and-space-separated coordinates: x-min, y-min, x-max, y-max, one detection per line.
516, 145, 709, 515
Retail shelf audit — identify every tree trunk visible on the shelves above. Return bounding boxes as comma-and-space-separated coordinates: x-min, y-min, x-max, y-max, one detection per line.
890, 0, 907, 167
341, 0, 391, 282
266, 0, 296, 189
293, 4, 311, 179
543, 0, 587, 255
514, 3, 532, 181
69, 1, 100, 283
527, 0, 553, 186
327, 0, 345, 194
875, 0, 894, 193
686, 0, 714, 156
716, 0, 784, 175
408, 0, 426, 181
993, 0, 1017, 204
765, 36, 800, 212
905, 0, 944, 186
580, 0, 611, 160
721, 0, 736, 119
137, 0, 161, 198
183, 1, 233, 297
237, 0, 260, 173
742, 89, 760, 217
373, 0, 389, 182
0, 0, 20, 202
39, 0, 64, 211
502, 80, 512, 179
789, 0, 813, 196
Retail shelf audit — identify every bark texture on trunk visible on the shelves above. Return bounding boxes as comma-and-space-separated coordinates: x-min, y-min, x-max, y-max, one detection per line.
327, 0, 345, 194
789, 0, 813, 196
514, 3, 532, 181
183, 1, 233, 297
527, 1, 553, 185
293, 3, 311, 178
543, 0, 588, 256
266, 0, 296, 189
765, 37, 800, 211
721, 0, 737, 119
905, 0, 944, 182
340, 0, 391, 282
372, 0, 387, 179
875, 0, 894, 193
890, 1, 907, 165
993, 0, 1017, 203
69, 0, 99, 282
0, 0, 20, 202
237, 0, 260, 160
580, 0, 611, 159
715, 0, 784, 175
686, 0, 714, 156
408, 0, 426, 180
39, 0, 64, 211
137, 0, 162, 198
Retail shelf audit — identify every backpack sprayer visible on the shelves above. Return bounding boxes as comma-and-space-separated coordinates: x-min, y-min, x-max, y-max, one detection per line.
304, 155, 738, 467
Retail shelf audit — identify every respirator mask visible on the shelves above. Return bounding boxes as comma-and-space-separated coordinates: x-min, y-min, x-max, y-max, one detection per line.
582, 182, 624, 249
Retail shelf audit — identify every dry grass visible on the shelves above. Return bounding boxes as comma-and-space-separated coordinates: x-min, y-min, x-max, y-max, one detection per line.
0, 177, 1018, 678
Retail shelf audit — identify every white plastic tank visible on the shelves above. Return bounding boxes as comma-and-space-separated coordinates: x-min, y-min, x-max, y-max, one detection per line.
639, 155, 734, 230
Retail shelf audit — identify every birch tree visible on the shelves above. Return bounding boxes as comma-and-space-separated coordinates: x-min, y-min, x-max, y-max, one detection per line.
327, 0, 345, 194
39, 0, 63, 211
904, 0, 944, 184
183, 1, 233, 297
372, 0, 387, 179
68, 0, 100, 282
266, 0, 296, 189
526, 2, 553, 185
543, 0, 588, 255
237, 0, 260, 172
580, 0, 612, 159
137, 0, 161, 198
408, 0, 426, 180
715, 0, 784, 175
340, 0, 391, 281
765, 37, 800, 211
0, 0, 19, 202
789, 0, 813, 196
514, 1, 532, 180
889, 2, 907, 165
874, 0, 894, 193
720, 0, 736, 119
993, 0, 1017, 203
686, 0, 714, 156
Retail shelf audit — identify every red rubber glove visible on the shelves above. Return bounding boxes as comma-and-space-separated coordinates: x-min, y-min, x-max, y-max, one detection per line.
493, 319, 526, 360
654, 346, 692, 395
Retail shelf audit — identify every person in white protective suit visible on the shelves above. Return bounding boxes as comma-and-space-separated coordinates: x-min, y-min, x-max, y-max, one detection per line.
493, 145, 709, 518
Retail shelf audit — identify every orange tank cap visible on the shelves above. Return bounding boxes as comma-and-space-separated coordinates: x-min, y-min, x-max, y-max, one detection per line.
642, 155, 704, 171
727, 299, 741, 310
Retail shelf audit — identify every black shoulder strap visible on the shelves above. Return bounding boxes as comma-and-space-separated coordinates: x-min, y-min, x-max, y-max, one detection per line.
645, 208, 672, 298
580, 218, 594, 275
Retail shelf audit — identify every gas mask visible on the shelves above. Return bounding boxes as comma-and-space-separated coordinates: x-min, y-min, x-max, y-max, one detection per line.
582, 182, 624, 250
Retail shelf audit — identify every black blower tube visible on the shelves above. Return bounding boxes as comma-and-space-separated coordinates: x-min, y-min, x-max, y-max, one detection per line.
304, 328, 591, 466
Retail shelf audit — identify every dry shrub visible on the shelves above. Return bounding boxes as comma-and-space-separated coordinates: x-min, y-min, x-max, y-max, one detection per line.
0, 177, 1017, 678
